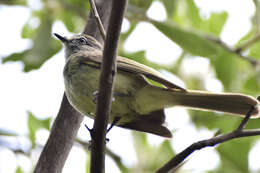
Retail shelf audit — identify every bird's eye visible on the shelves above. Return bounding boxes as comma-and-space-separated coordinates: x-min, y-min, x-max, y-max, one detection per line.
78, 37, 89, 45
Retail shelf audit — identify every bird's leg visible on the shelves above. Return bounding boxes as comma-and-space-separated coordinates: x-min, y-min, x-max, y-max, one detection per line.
84, 124, 94, 150
107, 116, 121, 134
105, 116, 121, 142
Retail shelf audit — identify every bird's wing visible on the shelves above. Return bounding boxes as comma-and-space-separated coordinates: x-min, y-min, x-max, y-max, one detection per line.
116, 56, 186, 91
77, 51, 186, 91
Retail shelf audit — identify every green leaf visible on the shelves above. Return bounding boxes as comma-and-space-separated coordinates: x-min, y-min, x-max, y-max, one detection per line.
15, 166, 24, 173
242, 74, 260, 95
186, 0, 201, 29
27, 111, 51, 147
151, 20, 219, 57
211, 51, 240, 90
190, 110, 241, 133
21, 19, 38, 38
120, 21, 138, 42
249, 41, 260, 59
161, 0, 177, 18
204, 12, 228, 36
130, 0, 153, 10
157, 140, 175, 162
132, 132, 174, 172
2, 10, 62, 72
216, 139, 252, 173
0, 0, 26, 5
62, 11, 77, 31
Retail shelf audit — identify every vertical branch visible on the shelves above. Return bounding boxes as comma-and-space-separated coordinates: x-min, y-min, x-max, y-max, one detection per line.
90, 0, 128, 172
34, 0, 112, 172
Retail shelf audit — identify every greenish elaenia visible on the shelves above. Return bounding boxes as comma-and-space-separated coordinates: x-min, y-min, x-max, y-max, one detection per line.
54, 33, 260, 138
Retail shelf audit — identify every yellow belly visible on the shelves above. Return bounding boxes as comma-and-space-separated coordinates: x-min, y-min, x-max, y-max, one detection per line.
64, 64, 147, 124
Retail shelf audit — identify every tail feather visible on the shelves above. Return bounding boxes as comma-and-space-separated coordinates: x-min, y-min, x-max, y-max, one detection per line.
132, 85, 260, 118
175, 90, 259, 117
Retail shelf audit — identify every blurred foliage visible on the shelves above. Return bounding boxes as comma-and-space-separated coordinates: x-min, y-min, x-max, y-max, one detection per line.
27, 111, 51, 147
1, 0, 260, 172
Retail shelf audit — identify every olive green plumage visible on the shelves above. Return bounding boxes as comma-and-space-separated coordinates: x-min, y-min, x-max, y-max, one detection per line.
55, 33, 260, 138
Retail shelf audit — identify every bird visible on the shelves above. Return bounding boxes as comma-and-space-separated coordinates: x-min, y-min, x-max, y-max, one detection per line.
54, 33, 260, 138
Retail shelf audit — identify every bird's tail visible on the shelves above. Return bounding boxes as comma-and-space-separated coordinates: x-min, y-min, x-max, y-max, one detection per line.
133, 86, 260, 118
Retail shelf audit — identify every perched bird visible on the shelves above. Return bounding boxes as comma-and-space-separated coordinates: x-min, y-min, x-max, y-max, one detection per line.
54, 33, 260, 138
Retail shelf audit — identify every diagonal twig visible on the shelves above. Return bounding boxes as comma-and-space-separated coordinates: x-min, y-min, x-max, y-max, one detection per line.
208, 37, 259, 67
235, 34, 260, 53
156, 104, 260, 173
236, 106, 254, 131
89, 0, 106, 41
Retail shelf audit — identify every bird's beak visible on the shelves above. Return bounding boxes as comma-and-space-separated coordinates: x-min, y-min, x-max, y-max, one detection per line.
54, 33, 68, 43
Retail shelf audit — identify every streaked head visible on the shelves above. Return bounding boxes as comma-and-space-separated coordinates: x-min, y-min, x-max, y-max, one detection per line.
54, 33, 102, 59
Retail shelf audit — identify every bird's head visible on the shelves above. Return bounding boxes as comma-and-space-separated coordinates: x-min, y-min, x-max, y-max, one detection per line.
54, 33, 102, 59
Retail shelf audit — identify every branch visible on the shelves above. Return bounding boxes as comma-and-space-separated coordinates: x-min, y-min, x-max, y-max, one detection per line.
235, 34, 260, 53
156, 106, 260, 173
89, 0, 106, 40
76, 140, 130, 172
84, 0, 113, 44
34, 95, 83, 173
34, 0, 112, 172
90, 0, 128, 172
208, 37, 259, 67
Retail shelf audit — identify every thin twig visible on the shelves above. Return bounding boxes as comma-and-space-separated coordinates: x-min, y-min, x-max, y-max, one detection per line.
89, 0, 106, 41
236, 106, 254, 131
235, 34, 260, 53
90, 0, 128, 172
208, 37, 259, 67
156, 106, 260, 173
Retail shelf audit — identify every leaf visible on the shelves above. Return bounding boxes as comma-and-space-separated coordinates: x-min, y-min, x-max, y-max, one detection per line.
132, 132, 175, 172
120, 21, 138, 42
157, 140, 175, 162
216, 139, 252, 173
211, 51, 240, 90
0, 0, 26, 5
242, 74, 260, 95
27, 111, 51, 147
189, 110, 241, 133
249, 41, 260, 59
130, 0, 153, 10
21, 19, 38, 38
186, 0, 202, 29
204, 12, 228, 36
15, 166, 24, 173
161, 0, 177, 18
2, 10, 62, 72
62, 10, 77, 31
151, 20, 219, 57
